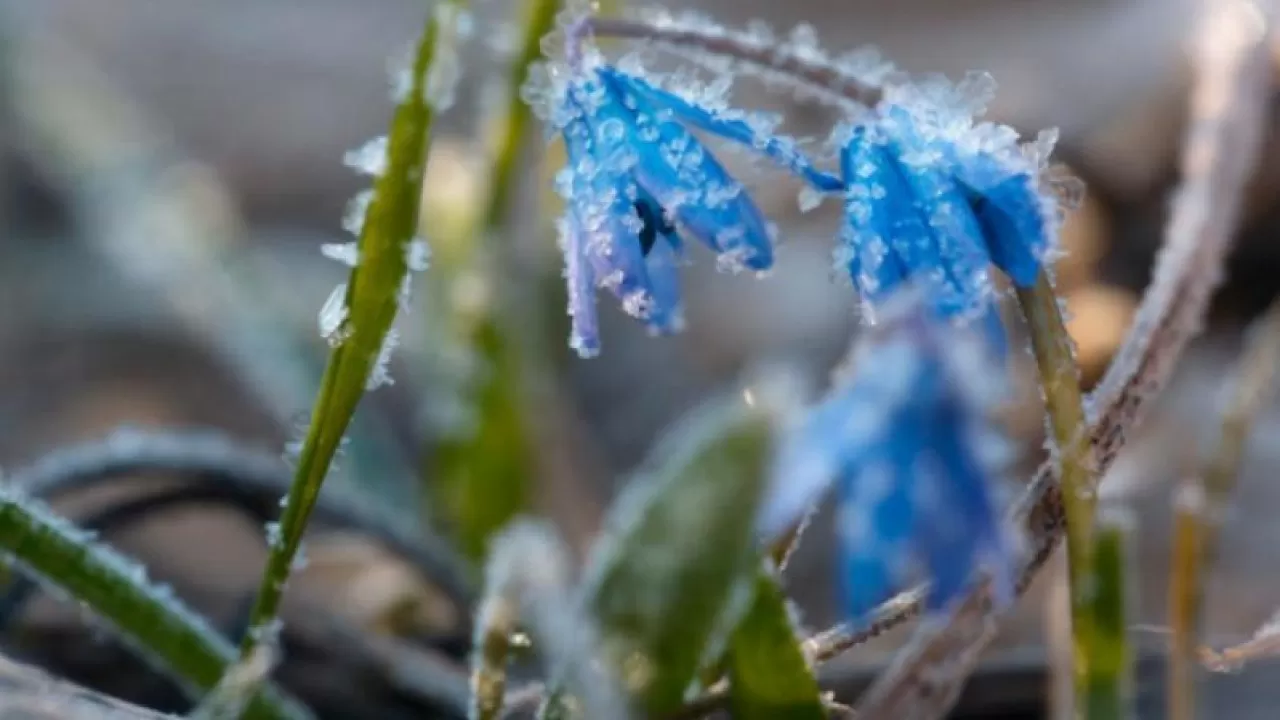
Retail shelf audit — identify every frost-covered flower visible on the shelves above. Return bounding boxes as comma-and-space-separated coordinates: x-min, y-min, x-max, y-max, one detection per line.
533, 20, 840, 357
758, 291, 1017, 621
836, 73, 1071, 327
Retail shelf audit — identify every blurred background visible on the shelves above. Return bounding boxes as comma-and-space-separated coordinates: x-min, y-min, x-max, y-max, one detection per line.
0, 0, 1279, 717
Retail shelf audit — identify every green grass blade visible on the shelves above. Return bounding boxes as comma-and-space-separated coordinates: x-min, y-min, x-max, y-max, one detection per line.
726, 565, 825, 720
0, 487, 308, 720
541, 387, 780, 717
239, 2, 466, 657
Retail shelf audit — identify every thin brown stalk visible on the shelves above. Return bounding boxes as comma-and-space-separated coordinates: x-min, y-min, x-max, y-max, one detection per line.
1169, 292, 1280, 719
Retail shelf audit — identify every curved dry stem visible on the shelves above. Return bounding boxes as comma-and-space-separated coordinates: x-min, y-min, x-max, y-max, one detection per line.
585, 15, 883, 106
590, 4, 1273, 716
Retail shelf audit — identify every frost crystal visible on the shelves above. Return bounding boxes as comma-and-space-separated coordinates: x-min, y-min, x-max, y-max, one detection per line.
406, 237, 431, 272
318, 283, 350, 346
264, 521, 283, 550
343, 190, 373, 236
425, 3, 466, 111
343, 136, 388, 177
320, 241, 359, 267
797, 186, 824, 212
366, 328, 401, 390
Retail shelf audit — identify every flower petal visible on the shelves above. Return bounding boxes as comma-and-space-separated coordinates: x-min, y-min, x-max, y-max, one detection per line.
601, 72, 775, 272
600, 68, 844, 192
642, 234, 685, 335
953, 156, 1049, 287
557, 213, 601, 358
560, 97, 655, 320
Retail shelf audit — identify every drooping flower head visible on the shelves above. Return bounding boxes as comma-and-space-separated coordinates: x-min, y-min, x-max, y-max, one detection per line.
528, 15, 841, 357
835, 72, 1078, 331
758, 289, 1018, 621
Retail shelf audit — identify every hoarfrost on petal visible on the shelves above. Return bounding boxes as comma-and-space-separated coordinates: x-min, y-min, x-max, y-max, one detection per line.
798, 186, 825, 213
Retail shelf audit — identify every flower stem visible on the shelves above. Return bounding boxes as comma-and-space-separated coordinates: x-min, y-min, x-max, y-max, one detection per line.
0, 488, 308, 720
1015, 272, 1097, 711
1082, 506, 1134, 720
482, 0, 561, 229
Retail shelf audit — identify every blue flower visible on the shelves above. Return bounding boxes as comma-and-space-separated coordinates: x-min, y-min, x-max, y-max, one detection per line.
758, 292, 1016, 621
540, 29, 839, 357
834, 74, 1069, 329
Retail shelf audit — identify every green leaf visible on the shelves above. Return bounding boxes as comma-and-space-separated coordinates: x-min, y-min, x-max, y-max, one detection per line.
0, 488, 309, 720
542, 391, 777, 717
239, 1, 467, 657
727, 566, 826, 720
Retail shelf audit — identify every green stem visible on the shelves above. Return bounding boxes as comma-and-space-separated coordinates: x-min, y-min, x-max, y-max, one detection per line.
1082, 510, 1133, 720
240, 0, 466, 659
481, 0, 561, 230
0, 489, 307, 720
1015, 271, 1097, 714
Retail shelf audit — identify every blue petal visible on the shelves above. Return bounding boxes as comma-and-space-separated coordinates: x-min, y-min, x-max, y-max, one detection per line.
600, 68, 844, 192
758, 383, 885, 541
881, 107, 994, 319
599, 72, 775, 271
838, 126, 920, 303
641, 235, 684, 335
561, 86, 655, 319
952, 154, 1048, 287
838, 461, 915, 620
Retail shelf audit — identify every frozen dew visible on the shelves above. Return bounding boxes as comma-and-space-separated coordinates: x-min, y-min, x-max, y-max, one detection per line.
291, 544, 309, 572
320, 241, 360, 267
797, 186, 825, 212
318, 283, 351, 347
366, 328, 402, 390
343, 190, 374, 236
264, 521, 283, 550
343, 136, 389, 177
387, 46, 415, 103
406, 237, 432, 272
